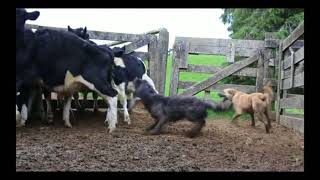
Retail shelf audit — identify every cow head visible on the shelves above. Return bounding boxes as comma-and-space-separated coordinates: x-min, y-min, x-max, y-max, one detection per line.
67, 26, 90, 40
16, 8, 39, 34
112, 46, 126, 57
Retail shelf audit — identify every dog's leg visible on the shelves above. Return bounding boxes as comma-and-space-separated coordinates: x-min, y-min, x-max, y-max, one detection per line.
250, 113, 255, 127
187, 120, 206, 138
265, 110, 272, 129
256, 112, 270, 133
232, 114, 241, 122
145, 119, 159, 131
148, 118, 167, 135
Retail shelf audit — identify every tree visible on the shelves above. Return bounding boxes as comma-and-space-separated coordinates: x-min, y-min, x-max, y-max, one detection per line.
220, 9, 304, 40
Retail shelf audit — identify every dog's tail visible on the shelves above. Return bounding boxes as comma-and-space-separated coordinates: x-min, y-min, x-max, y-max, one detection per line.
203, 99, 232, 111
263, 81, 274, 102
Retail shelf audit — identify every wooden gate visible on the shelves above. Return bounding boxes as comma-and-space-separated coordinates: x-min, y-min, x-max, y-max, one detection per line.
169, 36, 276, 99
276, 22, 304, 133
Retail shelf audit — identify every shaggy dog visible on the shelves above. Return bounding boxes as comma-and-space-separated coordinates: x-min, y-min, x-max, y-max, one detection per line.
130, 79, 231, 138
222, 86, 272, 133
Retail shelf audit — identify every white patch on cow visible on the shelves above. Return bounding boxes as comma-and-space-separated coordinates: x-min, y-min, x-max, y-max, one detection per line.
136, 57, 147, 74
20, 104, 28, 126
114, 57, 126, 68
53, 70, 95, 93
63, 96, 73, 128
16, 105, 21, 123
105, 96, 118, 133
142, 74, 158, 94
118, 83, 131, 125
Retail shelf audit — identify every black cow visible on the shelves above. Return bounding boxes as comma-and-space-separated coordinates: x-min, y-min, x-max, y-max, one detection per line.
16, 8, 40, 126
67, 26, 158, 125
16, 9, 119, 132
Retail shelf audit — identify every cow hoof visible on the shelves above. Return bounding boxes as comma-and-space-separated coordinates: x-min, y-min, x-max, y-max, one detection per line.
64, 123, 72, 128
124, 116, 131, 125
47, 119, 54, 124
16, 121, 26, 127
104, 120, 109, 125
108, 127, 116, 133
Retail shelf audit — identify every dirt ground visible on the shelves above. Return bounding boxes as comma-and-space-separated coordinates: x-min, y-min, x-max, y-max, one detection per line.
16, 103, 304, 172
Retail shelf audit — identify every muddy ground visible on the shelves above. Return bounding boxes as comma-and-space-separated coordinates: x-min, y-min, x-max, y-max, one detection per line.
16, 103, 304, 171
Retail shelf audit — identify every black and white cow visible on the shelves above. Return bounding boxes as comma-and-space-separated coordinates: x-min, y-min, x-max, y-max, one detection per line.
67, 26, 100, 112
67, 26, 158, 125
16, 9, 119, 132
16, 8, 41, 126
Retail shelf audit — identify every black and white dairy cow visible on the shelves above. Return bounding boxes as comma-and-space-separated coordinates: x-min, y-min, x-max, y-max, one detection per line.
16, 9, 119, 132
16, 8, 41, 126
67, 26, 158, 125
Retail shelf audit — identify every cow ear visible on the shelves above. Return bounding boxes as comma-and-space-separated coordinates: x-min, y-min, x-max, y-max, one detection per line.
83, 27, 87, 34
26, 11, 40, 20
133, 78, 141, 86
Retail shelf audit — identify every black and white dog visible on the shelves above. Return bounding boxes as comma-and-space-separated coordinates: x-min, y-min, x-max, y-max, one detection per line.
130, 79, 232, 138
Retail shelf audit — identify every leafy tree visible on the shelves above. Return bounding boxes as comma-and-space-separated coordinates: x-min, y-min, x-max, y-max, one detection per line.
220, 8, 304, 40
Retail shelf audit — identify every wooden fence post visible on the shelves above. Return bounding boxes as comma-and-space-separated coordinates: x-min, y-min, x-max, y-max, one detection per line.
169, 41, 188, 96
156, 28, 169, 95
148, 37, 159, 93
276, 43, 284, 123
256, 50, 264, 92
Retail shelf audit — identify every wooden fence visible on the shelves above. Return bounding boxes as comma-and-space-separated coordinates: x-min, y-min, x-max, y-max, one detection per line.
169, 35, 278, 99
276, 21, 304, 133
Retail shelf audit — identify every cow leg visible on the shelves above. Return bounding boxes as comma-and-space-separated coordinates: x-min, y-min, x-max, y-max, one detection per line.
17, 88, 30, 127
79, 91, 87, 111
78, 73, 118, 132
104, 96, 118, 132
63, 95, 73, 128
16, 105, 21, 124
92, 91, 99, 112
73, 92, 82, 111
43, 90, 54, 123
118, 83, 131, 125
17, 104, 28, 127
88, 85, 118, 132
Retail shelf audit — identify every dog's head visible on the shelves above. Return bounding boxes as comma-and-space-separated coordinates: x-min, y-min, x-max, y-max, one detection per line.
129, 78, 157, 98
264, 80, 273, 88
223, 88, 238, 100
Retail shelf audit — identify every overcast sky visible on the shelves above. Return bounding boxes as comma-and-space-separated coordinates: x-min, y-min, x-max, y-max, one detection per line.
26, 8, 231, 52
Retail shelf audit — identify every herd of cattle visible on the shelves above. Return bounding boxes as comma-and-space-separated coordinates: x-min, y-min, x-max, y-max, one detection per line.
16, 8, 274, 137
16, 8, 158, 133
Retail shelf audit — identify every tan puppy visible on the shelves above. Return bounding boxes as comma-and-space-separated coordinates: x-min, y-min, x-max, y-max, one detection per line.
223, 88, 272, 133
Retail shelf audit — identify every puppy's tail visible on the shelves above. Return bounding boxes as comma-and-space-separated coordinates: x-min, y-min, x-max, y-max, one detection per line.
203, 99, 232, 111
